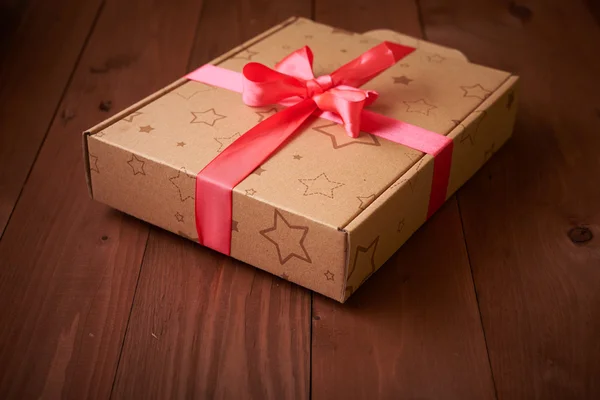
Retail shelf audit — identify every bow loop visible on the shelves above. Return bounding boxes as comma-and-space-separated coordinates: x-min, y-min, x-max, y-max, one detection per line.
241, 42, 411, 137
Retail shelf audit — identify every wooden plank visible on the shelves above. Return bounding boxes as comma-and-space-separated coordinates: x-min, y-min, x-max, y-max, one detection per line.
111, 2, 313, 398
311, 1, 497, 399
418, 0, 600, 399
0, 0, 103, 235
0, 0, 204, 398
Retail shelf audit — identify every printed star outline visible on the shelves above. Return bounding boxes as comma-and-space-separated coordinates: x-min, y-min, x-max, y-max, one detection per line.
393, 76, 413, 85
507, 92, 515, 109
357, 194, 376, 210
259, 209, 311, 265
484, 143, 496, 161
461, 84, 492, 100
299, 173, 344, 198
348, 236, 379, 281
460, 110, 487, 145
324, 270, 335, 281
397, 218, 405, 233
215, 132, 240, 152
427, 54, 445, 63
127, 154, 146, 175
169, 168, 195, 202
175, 212, 184, 223
256, 108, 278, 122
332, 28, 354, 35
232, 220, 239, 232
122, 111, 142, 123
233, 49, 259, 60
174, 83, 214, 100
253, 166, 266, 176
190, 108, 226, 126
313, 122, 380, 149
89, 154, 99, 173
404, 99, 436, 116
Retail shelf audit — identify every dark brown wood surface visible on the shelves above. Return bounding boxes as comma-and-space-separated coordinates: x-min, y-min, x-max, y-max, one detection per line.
1, 0, 599, 399
419, 1, 600, 399
0, 0, 103, 234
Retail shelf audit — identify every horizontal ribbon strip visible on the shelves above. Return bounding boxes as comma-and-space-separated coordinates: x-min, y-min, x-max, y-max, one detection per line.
187, 43, 453, 255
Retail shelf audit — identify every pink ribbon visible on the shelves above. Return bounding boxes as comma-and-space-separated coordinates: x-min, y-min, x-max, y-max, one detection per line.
187, 42, 453, 255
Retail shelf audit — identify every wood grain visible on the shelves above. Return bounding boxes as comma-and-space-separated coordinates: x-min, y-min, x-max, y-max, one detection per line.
0, 0, 103, 235
0, 0, 203, 398
111, 1, 313, 398
419, 0, 600, 398
311, 1, 495, 399
111, 231, 310, 399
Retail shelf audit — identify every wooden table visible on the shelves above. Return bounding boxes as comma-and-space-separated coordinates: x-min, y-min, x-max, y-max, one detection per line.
1, 0, 599, 398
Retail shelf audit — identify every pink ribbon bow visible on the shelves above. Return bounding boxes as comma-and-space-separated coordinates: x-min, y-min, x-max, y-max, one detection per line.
188, 42, 452, 256
242, 43, 411, 137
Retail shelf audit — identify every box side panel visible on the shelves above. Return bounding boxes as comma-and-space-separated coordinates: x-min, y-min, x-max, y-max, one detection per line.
343, 154, 434, 300
87, 136, 347, 301
446, 76, 519, 195
343, 76, 519, 301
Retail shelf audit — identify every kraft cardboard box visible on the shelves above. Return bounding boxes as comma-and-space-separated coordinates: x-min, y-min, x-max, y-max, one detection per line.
83, 17, 518, 302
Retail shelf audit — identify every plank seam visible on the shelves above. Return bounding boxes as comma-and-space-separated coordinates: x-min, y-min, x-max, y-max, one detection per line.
0, 0, 106, 240
456, 197, 499, 400
108, 228, 151, 399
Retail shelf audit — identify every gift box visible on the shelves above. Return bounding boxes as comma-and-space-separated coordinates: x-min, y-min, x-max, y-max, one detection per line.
83, 17, 518, 302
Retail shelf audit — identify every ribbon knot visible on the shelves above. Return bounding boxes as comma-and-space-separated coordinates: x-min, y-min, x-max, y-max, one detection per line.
243, 44, 415, 138
306, 75, 334, 97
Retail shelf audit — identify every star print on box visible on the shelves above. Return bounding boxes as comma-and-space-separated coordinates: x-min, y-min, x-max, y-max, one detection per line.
169, 167, 195, 202
127, 154, 146, 175
232, 49, 259, 60
122, 111, 142, 123
190, 109, 226, 126
404, 99, 436, 116
506, 92, 515, 109
393, 76, 413, 85
139, 125, 154, 133
232, 220, 239, 232
299, 173, 344, 198
89, 154, 99, 173
176, 141, 186, 147
484, 143, 496, 161
256, 108, 278, 122
331, 28, 354, 35
324, 271, 335, 281
174, 83, 213, 100
175, 212, 184, 223
260, 209, 311, 265
426, 54, 445, 63
460, 111, 487, 146
245, 188, 257, 196
293, 154, 303, 160
348, 236, 379, 280
461, 84, 492, 100
304, 34, 313, 39
397, 218, 405, 233
215, 132, 240, 152
253, 166, 266, 176
313, 122, 380, 149
357, 194, 376, 210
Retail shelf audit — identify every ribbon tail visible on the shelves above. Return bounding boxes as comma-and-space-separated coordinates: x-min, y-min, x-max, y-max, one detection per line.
195, 98, 318, 255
